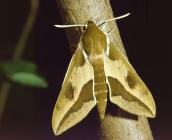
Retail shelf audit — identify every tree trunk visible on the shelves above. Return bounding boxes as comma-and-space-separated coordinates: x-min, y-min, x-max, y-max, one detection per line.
55, 0, 154, 140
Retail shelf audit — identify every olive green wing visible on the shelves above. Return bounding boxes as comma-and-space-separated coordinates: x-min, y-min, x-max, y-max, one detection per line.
104, 42, 156, 118
52, 45, 96, 135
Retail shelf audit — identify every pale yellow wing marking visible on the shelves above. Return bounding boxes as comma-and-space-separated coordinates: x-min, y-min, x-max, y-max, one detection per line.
52, 46, 95, 135
104, 43, 156, 117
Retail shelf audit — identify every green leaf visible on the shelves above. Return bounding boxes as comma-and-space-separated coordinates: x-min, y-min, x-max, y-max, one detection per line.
0, 60, 37, 76
9, 72, 48, 88
0, 60, 48, 88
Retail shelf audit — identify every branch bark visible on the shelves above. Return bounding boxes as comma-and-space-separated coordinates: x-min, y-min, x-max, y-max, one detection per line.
56, 0, 154, 140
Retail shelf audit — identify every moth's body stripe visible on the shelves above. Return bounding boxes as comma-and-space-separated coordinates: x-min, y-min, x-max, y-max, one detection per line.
94, 75, 106, 82
94, 82, 106, 85
91, 56, 107, 119
96, 99, 108, 103
94, 72, 105, 76
94, 90, 108, 94
94, 82, 107, 91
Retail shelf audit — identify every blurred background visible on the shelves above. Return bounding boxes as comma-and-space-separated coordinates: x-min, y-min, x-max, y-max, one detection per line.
0, 0, 171, 140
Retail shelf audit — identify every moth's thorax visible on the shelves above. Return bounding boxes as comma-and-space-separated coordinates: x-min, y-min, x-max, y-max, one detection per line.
88, 54, 104, 65
82, 21, 107, 57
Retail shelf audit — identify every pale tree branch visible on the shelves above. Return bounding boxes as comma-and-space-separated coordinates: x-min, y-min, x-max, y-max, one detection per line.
56, 0, 154, 140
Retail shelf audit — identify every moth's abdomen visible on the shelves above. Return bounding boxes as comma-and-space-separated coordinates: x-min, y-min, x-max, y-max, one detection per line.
92, 57, 107, 119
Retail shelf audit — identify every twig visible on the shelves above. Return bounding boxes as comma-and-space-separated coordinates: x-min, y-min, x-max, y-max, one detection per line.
0, 0, 39, 123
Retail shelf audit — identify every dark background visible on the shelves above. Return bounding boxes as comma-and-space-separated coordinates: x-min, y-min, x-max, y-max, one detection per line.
0, 0, 171, 140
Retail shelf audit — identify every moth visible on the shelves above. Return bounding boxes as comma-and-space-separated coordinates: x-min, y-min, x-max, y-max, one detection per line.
52, 13, 156, 135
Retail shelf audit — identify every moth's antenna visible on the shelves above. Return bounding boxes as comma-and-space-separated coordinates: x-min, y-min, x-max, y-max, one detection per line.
54, 13, 130, 29
102, 13, 131, 35
106, 13, 131, 23
54, 24, 87, 28
98, 13, 131, 28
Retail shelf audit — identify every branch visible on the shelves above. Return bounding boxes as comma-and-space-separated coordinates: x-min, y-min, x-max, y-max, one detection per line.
56, 0, 154, 139
0, 0, 39, 123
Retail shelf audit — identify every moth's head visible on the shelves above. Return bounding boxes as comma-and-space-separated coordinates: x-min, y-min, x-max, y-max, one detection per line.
54, 13, 130, 60
82, 21, 107, 58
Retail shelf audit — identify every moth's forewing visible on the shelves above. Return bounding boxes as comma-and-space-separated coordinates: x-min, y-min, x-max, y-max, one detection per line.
52, 46, 95, 135
105, 42, 156, 117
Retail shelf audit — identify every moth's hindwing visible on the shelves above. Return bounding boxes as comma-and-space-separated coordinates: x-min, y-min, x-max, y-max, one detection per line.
105, 42, 156, 118
52, 46, 95, 135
